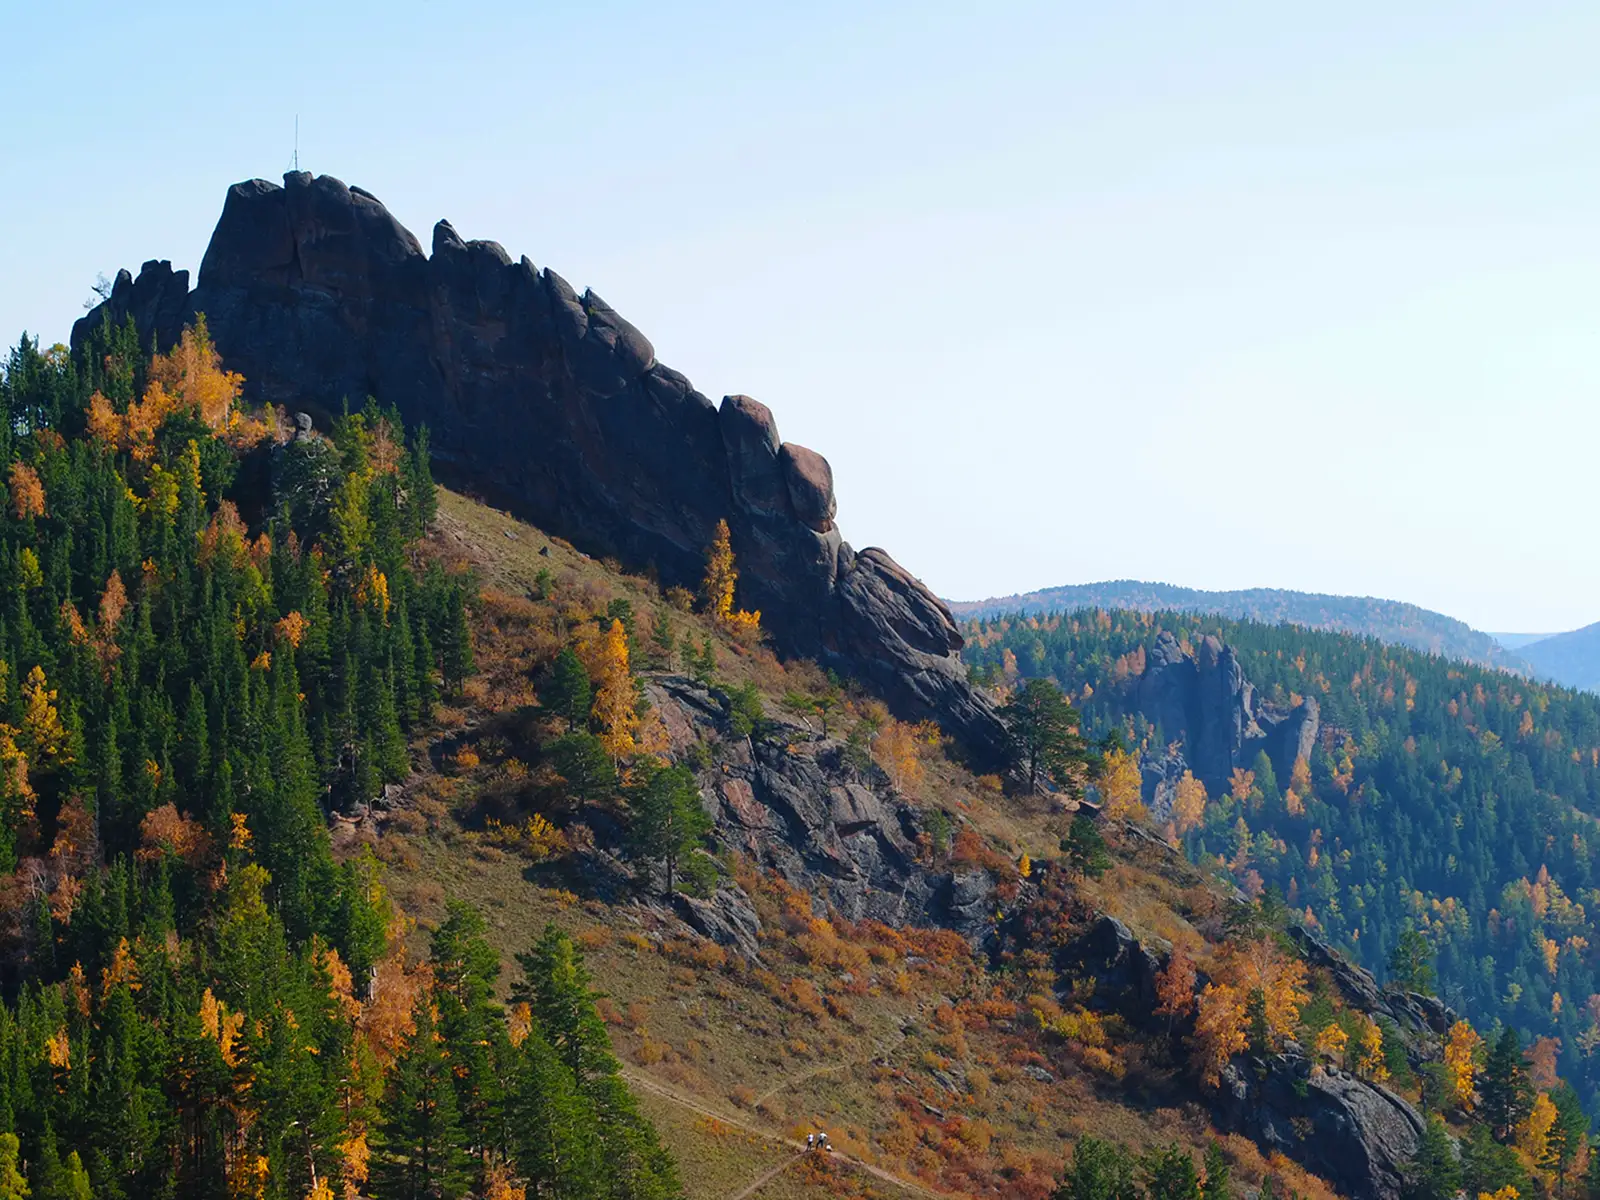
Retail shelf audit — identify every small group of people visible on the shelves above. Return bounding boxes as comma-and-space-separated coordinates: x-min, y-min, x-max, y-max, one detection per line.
805, 1132, 832, 1153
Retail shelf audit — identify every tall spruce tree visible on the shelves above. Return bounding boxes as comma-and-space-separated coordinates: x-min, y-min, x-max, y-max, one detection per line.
375, 998, 472, 1200
627, 765, 710, 896
1001, 677, 1085, 791
1480, 1026, 1533, 1143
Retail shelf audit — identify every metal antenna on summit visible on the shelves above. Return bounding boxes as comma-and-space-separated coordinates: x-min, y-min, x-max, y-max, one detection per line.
292, 116, 299, 171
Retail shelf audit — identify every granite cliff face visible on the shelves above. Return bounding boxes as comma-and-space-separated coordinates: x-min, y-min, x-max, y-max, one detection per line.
74, 172, 1008, 765
1136, 631, 1319, 810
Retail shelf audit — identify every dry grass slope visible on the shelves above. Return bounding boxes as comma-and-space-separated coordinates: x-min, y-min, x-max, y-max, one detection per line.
356, 488, 1344, 1200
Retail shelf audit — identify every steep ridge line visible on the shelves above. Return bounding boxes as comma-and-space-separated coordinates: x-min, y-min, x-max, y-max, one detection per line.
75, 170, 1012, 767
950, 578, 1528, 672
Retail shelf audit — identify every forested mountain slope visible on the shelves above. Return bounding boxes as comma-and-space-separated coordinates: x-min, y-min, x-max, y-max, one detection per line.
965, 608, 1600, 1117
74, 170, 1012, 768
0, 326, 681, 1198
950, 581, 1527, 672
4, 167, 1591, 1200
0, 320, 1496, 1200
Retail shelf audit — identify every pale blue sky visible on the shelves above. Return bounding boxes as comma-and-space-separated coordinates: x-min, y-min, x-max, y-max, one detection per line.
4, 2, 1598, 631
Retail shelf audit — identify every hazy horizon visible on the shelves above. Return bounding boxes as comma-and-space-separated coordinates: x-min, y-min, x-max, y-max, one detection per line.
5, 2, 1598, 631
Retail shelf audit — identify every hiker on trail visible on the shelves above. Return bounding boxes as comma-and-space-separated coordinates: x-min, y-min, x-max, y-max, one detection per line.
806, 1134, 814, 1150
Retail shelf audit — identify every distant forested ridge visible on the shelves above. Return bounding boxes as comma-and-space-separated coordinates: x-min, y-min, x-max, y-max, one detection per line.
965, 607, 1600, 1111
950, 580, 1529, 672
1520, 623, 1600, 694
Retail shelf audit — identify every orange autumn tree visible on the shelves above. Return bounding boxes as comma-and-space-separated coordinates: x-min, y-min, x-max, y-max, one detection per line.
1171, 770, 1208, 835
1098, 746, 1145, 820
9, 462, 45, 519
700, 519, 761, 639
1154, 944, 1198, 1033
87, 316, 271, 461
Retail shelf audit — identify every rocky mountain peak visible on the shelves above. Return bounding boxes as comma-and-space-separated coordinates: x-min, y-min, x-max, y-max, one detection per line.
74, 172, 1009, 765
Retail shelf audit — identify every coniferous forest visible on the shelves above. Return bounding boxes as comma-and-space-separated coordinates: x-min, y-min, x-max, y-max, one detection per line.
966, 609, 1600, 1113
0, 320, 680, 1200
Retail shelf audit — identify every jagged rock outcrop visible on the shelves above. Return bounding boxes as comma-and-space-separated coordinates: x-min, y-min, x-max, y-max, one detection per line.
1215, 1051, 1426, 1200
1057, 916, 1164, 1027
73, 172, 1009, 767
1140, 748, 1187, 821
1289, 925, 1454, 1066
673, 887, 763, 961
1135, 631, 1319, 793
1060, 915, 1430, 1200
646, 675, 997, 941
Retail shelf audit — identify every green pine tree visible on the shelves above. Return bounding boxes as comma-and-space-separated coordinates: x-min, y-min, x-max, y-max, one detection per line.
1480, 1026, 1532, 1143
1387, 929, 1436, 996
1201, 1142, 1232, 1200
627, 765, 711, 896
544, 648, 593, 733
1142, 1145, 1201, 1200
374, 997, 473, 1200
1001, 677, 1087, 791
1402, 1115, 1460, 1200
1061, 814, 1111, 879
1054, 1136, 1139, 1200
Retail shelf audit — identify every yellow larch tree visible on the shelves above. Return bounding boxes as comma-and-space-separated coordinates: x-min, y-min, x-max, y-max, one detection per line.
483, 1164, 528, 1200
21, 665, 73, 770
700, 518, 761, 638
339, 1133, 370, 1200
875, 719, 927, 796
1098, 747, 1146, 820
1443, 1020, 1483, 1111
0, 723, 36, 828
1191, 981, 1248, 1087
701, 519, 737, 620
1353, 1012, 1388, 1082
1516, 1091, 1557, 1170
1223, 938, 1309, 1044
1314, 1022, 1349, 1066
1171, 770, 1208, 834
586, 618, 639, 761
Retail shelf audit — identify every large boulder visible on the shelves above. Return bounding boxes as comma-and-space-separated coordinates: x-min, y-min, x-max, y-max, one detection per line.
75, 172, 1010, 769
1057, 916, 1165, 1028
673, 887, 762, 962
1215, 1051, 1426, 1200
